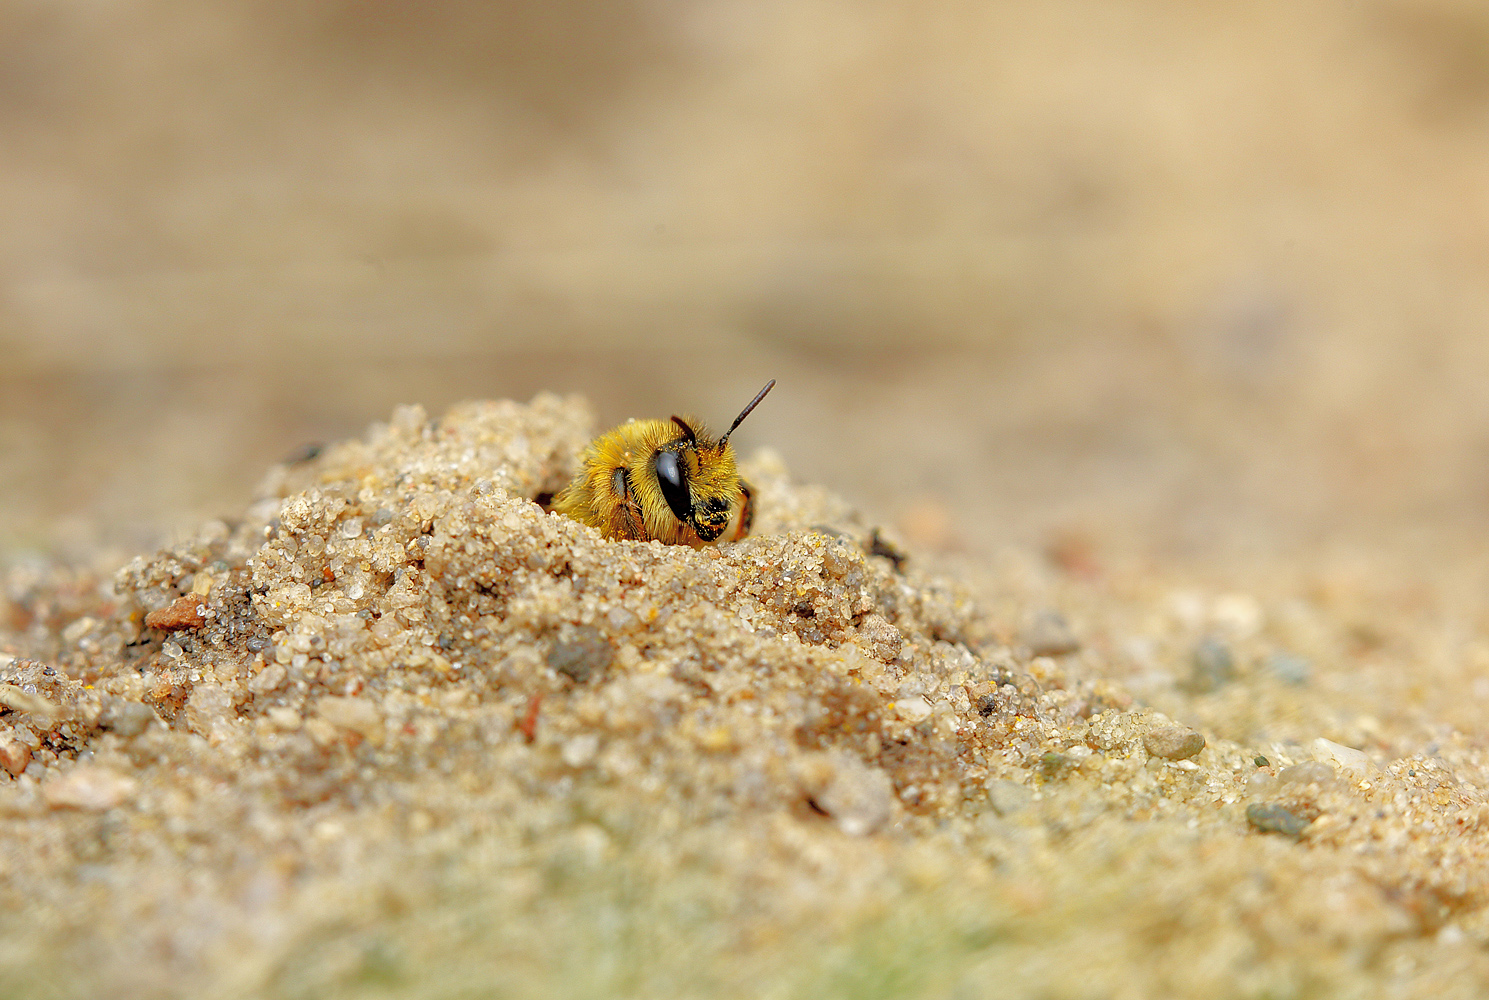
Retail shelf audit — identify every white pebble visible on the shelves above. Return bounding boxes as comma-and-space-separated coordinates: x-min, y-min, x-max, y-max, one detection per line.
1212, 593, 1262, 638
893, 695, 933, 723
562, 734, 600, 768
43, 766, 138, 811
1312, 738, 1373, 777
816, 755, 894, 836
317, 696, 383, 742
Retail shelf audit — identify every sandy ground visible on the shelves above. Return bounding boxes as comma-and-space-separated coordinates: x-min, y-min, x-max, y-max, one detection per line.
8, 395, 1489, 1000
6, 2, 1489, 997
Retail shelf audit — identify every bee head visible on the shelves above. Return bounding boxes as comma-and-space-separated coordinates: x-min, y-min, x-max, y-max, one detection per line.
653, 420, 732, 541
652, 381, 774, 543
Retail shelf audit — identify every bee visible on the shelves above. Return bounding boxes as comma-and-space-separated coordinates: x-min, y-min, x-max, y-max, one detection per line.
552, 380, 776, 546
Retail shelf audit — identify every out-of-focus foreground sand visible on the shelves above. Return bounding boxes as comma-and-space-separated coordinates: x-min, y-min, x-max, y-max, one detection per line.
5, 3, 1489, 997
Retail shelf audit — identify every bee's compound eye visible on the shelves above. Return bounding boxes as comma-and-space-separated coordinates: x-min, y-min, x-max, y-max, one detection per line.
654, 450, 692, 524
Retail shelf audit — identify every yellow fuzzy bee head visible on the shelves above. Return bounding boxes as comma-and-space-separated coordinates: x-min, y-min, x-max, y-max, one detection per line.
552, 380, 775, 546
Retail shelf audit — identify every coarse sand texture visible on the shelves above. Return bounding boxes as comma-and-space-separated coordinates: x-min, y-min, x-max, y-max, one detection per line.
3, 396, 1489, 999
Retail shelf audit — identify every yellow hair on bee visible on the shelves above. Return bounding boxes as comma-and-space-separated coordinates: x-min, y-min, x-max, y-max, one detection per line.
552, 381, 774, 546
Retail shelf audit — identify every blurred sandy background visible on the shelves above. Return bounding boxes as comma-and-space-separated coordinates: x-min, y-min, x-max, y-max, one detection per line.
3, 0, 1489, 578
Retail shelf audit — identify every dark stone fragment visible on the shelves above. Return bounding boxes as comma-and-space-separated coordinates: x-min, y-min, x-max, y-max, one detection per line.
547, 626, 614, 683
865, 529, 907, 571
1188, 636, 1236, 692
1246, 802, 1309, 838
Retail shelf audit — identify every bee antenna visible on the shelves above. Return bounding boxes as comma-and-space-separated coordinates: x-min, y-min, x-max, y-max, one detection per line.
669, 416, 697, 446
718, 379, 776, 450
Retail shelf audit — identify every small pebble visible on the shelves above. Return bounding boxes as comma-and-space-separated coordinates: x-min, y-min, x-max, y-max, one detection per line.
185, 685, 233, 736
1312, 737, 1373, 778
1038, 752, 1073, 779
1020, 610, 1080, 657
1438, 925, 1466, 947
99, 701, 157, 738
61, 616, 96, 645
317, 696, 383, 743
561, 733, 600, 768
1245, 771, 1276, 796
1278, 761, 1335, 786
0, 738, 31, 777
0, 684, 58, 720
892, 695, 932, 724
1188, 636, 1236, 692
304, 717, 340, 747
806, 753, 894, 836
43, 766, 138, 811
985, 779, 1033, 816
1212, 593, 1262, 638
1265, 652, 1311, 685
144, 595, 207, 631
249, 663, 288, 694
858, 614, 904, 663
1143, 725, 1206, 761
547, 626, 613, 683
1246, 802, 1309, 838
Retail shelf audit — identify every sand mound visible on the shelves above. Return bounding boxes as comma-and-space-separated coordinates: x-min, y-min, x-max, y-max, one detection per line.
3, 396, 1488, 999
